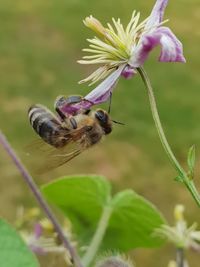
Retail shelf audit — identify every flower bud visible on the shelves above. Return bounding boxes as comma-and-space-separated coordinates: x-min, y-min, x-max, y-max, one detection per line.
39, 218, 55, 234
26, 207, 40, 219
168, 261, 177, 267
168, 260, 189, 267
174, 204, 185, 222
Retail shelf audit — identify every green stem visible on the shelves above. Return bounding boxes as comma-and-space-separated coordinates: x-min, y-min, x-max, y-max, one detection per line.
137, 67, 200, 207
82, 206, 113, 267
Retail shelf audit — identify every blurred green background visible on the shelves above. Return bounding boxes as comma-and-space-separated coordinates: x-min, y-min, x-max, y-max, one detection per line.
0, 0, 200, 266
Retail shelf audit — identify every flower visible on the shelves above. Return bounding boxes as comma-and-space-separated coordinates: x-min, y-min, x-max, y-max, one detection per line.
56, 0, 185, 116
155, 204, 200, 251
20, 218, 74, 264
15, 208, 75, 265
79, 0, 185, 85
68, 0, 184, 112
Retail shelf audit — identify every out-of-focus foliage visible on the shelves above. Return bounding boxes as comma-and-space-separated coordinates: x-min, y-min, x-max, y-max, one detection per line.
0, 219, 39, 267
42, 175, 166, 250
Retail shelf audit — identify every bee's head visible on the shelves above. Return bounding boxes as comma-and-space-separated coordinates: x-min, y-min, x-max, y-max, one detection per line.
94, 109, 112, 135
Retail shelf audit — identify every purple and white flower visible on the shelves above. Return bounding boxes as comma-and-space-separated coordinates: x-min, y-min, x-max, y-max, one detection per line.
69, 0, 185, 109
19, 217, 74, 265
79, 0, 185, 81
59, 0, 186, 115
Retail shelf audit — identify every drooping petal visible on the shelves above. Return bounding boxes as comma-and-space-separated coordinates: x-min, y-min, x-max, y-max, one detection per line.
129, 26, 185, 67
156, 27, 186, 62
129, 32, 160, 67
58, 65, 125, 116
145, 0, 168, 29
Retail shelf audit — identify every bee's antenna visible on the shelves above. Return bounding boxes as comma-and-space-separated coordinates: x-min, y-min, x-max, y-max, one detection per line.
112, 120, 125, 125
108, 92, 125, 125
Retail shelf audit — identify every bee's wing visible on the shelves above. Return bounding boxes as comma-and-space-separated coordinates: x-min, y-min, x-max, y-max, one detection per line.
26, 126, 88, 173
46, 146, 82, 169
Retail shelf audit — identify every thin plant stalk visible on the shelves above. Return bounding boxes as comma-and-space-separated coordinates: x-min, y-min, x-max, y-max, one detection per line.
82, 206, 113, 267
176, 248, 184, 267
137, 67, 200, 207
0, 130, 83, 267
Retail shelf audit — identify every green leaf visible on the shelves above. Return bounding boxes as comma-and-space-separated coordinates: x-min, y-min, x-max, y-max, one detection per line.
187, 145, 195, 177
42, 175, 111, 238
107, 190, 166, 250
42, 175, 166, 251
0, 219, 39, 267
174, 175, 184, 183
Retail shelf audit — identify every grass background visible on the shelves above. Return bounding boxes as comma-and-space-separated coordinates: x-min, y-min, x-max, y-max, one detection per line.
0, 0, 200, 266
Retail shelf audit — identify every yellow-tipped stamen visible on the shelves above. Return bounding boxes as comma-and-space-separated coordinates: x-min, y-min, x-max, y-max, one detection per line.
84, 15, 106, 37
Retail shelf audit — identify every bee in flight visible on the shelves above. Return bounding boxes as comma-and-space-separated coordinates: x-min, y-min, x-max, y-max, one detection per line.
28, 95, 113, 167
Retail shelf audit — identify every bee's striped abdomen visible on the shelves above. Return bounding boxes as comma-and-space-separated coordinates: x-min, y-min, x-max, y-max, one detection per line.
28, 105, 69, 148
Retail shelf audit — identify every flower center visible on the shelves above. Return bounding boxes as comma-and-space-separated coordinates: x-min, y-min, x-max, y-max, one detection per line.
80, 11, 148, 65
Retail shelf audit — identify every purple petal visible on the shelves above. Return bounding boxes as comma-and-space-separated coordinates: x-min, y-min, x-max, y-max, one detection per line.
129, 26, 186, 67
145, 0, 168, 29
34, 223, 43, 239
121, 66, 137, 79
84, 65, 125, 104
129, 33, 160, 67
59, 102, 86, 116
156, 27, 186, 62
58, 65, 125, 116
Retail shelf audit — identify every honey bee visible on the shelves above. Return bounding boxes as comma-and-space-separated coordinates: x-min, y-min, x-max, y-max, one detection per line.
28, 95, 112, 167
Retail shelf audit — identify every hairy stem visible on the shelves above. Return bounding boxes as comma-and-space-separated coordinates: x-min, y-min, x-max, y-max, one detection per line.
82, 206, 113, 267
137, 67, 200, 207
0, 130, 83, 267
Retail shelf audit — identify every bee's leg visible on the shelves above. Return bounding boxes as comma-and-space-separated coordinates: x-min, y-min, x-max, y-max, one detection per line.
54, 96, 79, 129
83, 109, 91, 115
54, 95, 68, 120
69, 117, 77, 129
108, 92, 112, 114
65, 95, 83, 104
54, 95, 84, 120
